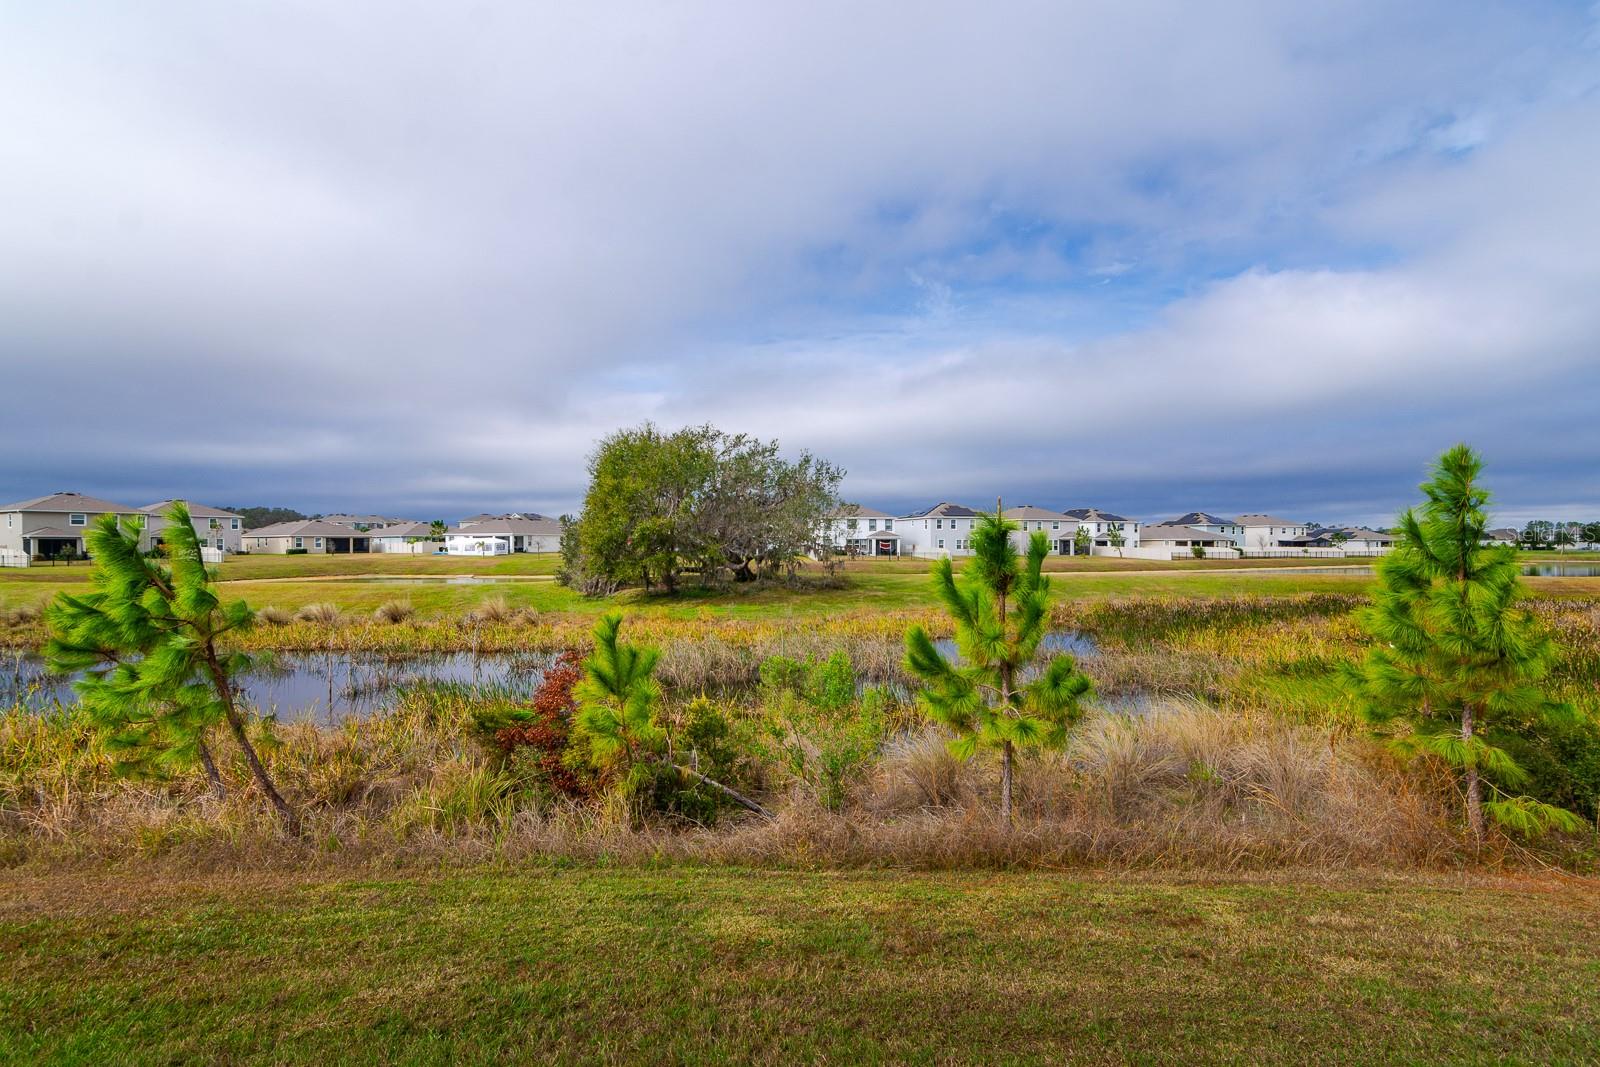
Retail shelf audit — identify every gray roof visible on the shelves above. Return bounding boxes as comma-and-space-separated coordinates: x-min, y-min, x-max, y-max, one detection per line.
1141, 523, 1233, 542
321, 514, 414, 528
458, 511, 551, 524
21, 526, 88, 539
138, 500, 243, 519
1169, 512, 1238, 526
0, 491, 138, 514
447, 517, 562, 537
366, 521, 438, 539
245, 520, 373, 539
1236, 514, 1301, 526
1061, 508, 1133, 523
1002, 505, 1072, 521
903, 502, 980, 519
830, 505, 894, 519
1339, 527, 1394, 541
1486, 527, 1520, 540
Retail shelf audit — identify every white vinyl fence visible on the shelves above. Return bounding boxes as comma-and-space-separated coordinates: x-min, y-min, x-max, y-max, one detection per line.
0, 551, 29, 568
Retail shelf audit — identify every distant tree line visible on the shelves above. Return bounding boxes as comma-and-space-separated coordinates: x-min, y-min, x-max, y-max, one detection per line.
559, 424, 844, 594
224, 506, 308, 529
1518, 520, 1600, 549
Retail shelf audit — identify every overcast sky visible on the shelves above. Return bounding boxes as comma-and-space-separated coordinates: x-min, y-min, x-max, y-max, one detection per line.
3, 2, 1598, 525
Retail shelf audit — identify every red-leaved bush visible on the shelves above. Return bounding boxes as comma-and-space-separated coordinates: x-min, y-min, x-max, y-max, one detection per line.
493, 650, 590, 798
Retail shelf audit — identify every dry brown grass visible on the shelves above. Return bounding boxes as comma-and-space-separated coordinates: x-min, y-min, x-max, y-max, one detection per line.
294, 602, 343, 625
371, 599, 415, 625
1, 695, 1478, 873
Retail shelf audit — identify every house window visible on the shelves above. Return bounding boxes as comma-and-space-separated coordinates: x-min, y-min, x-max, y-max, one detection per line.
69, 513, 86, 526
5, 514, 10, 527
935, 519, 943, 529
294, 537, 303, 549
937, 539, 945, 549
1052, 522, 1059, 530
868, 519, 877, 532
231, 519, 240, 530
884, 520, 893, 531
315, 538, 324, 549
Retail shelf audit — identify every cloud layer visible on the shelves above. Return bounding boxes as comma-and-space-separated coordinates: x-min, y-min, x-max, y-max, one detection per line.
2, 2, 1598, 524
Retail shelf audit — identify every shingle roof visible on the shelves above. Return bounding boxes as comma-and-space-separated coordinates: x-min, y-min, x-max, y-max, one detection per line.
446, 517, 562, 537
1169, 512, 1238, 527
1061, 508, 1133, 523
830, 505, 894, 519
1141, 524, 1233, 542
245, 520, 374, 538
1236, 514, 1301, 526
21, 526, 88, 539
138, 500, 243, 519
366, 522, 438, 539
901, 502, 980, 519
1002, 505, 1071, 521
0, 491, 138, 514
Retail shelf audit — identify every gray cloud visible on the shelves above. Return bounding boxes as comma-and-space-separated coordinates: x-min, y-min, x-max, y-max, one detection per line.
1, 2, 1598, 523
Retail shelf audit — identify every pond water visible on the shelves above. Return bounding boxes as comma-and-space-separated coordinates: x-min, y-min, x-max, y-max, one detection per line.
5, 629, 1113, 723
310, 575, 546, 585
1521, 563, 1600, 577
3, 650, 557, 724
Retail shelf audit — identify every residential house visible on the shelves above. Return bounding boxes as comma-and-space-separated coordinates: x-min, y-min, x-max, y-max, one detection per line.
445, 516, 561, 555
322, 514, 412, 531
1332, 527, 1394, 552
1138, 523, 1239, 556
1001, 505, 1079, 554
1482, 527, 1520, 547
457, 512, 550, 528
244, 520, 372, 554
1165, 512, 1244, 545
367, 521, 442, 554
1236, 514, 1310, 551
823, 505, 901, 557
0, 491, 141, 562
137, 500, 245, 554
899, 502, 982, 557
1061, 508, 1141, 549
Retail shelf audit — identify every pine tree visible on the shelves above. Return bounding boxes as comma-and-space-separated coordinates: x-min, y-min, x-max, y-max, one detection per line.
44, 503, 299, 834
904, 505, 1093, 824
1348, 445, 1585, 842
574, 612, 770, 817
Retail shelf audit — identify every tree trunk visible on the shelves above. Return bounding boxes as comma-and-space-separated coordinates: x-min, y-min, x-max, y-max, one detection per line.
204, 647, 300, 836
197, 737, 227, 801
674, 761, 773, 819
1000, 740, 1014, 827
1462, 702, 1483, 845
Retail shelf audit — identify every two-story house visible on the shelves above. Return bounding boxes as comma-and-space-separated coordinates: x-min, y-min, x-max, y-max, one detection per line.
1165, 512, 1244, 545
1236, 514, 1310, 551
0, 491, 141, 562
137, 500, 245, 554
1001, 505, 1079, 554
1061, 508, 1141, 549
899, 502, 982, 557
823, 505, 902, 557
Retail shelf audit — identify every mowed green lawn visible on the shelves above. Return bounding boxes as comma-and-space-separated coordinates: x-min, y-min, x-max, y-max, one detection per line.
2, 866, 1597, 1064
5, 552, 1599, 625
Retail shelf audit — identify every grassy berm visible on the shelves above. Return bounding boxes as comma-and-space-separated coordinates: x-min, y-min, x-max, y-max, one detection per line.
3, 865, 1598, 1064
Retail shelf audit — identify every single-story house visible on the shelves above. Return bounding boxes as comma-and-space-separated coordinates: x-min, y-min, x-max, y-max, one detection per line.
445, 516, 561, 555
1334, 527, 1395, 551
1139, 523, 1239, 555
367, 521, 442, 553
0, 491, 141, 561
1482, 527, 1520, 546
823, 505, 901, 557
1002, 505, 1080, 554
138, 500, 245, 554
244, 520, 371, 554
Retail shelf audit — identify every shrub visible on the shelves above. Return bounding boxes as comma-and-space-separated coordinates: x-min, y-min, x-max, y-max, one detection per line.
285, 548, 309, 555
469, 651, 591, 801
372, 600, 415, 625
256, 605, 293, 626
295, 602, 342, 625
